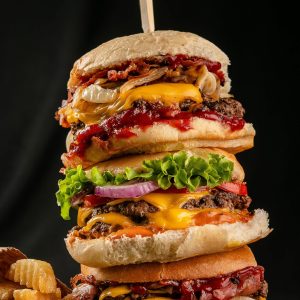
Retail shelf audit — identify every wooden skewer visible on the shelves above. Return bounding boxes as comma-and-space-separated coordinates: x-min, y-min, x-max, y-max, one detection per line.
139, 0, 155, 33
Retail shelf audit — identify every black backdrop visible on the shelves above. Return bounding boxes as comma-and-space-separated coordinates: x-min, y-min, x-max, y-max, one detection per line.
0, 1, 298, 299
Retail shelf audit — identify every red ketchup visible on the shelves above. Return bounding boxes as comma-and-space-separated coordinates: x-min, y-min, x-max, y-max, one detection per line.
68, 105, 245, 159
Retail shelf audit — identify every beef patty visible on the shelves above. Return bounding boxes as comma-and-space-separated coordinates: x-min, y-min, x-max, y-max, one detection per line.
73, 188, 251, 239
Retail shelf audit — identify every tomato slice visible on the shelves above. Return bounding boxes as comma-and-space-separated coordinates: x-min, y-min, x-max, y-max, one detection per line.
218, 182, 248, 195
83, 195, 112, 207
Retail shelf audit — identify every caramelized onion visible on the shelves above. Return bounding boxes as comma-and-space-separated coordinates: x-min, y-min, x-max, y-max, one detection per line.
195, 65, 220, 100
120, 67, 168, 94
81, 84, 118, 103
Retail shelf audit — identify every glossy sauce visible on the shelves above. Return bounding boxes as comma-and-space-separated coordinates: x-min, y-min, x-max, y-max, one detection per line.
179, 266, 264, 300
68, 105, 245, 158
194, 209, 252, 226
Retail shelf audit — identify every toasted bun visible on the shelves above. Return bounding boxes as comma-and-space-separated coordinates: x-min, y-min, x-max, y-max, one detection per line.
81, 246, 256, 282
86, 147, 245, 181
66, 209, 270, 268
64, 120, 255, 168
68, 31, 230, 93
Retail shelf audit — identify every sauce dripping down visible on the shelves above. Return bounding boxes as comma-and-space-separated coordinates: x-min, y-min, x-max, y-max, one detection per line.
68, 105, 245, 158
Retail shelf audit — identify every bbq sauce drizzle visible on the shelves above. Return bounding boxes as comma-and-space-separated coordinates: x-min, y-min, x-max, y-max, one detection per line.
68, 104, 245, 159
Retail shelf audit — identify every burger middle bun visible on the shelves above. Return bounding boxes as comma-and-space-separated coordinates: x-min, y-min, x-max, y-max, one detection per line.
64, 119, 255, 168
66, 209, 270, 268
86, 148, 245, 182
80, 246, 256, 282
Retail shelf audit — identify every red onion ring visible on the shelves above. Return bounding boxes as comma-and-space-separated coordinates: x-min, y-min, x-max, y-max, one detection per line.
94, 181, 159, 198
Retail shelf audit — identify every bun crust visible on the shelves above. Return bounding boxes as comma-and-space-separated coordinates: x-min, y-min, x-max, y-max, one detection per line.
86, 147, 245, 182
80, 246, 256, 282
68, 31, 230, 91
66, 209, 270, 268
64, 119, 255, 168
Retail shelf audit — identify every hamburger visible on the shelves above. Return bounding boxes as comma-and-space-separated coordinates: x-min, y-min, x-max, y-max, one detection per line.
56, 148, 270, 267
56, 31, 255, 169
66, 246, 268, 300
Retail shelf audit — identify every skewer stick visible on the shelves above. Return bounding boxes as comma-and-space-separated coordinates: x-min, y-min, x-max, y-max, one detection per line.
139, 0, 155, 33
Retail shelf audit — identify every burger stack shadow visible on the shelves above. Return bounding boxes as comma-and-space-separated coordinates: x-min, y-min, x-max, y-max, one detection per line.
56, 31, 271, 300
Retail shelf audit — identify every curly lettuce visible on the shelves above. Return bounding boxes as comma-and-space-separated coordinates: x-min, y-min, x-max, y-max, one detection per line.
56, 166, 89, 220
56, 152, 234, 220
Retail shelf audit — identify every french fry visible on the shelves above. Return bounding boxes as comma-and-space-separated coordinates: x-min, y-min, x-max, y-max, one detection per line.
0, 248, 27, 278
6, 259, 57, 294
0, 291, 12, 300
55, 288, 61, 299
0, 278, 22, 300
13, 289, 59, 300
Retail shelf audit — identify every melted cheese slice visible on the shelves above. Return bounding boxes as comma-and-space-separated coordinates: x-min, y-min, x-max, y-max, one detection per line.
99, 286, 131, 300
79, 192, 209, 231
83, 212, 134, 232
119, 83, 202, 110
77, 207, 93, 227
61, 83, 202, 125
141, 192, 209, 230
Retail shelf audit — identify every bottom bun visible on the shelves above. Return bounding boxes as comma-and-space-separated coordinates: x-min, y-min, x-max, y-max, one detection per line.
81, 246, 256, 282
66, 209, 270, 268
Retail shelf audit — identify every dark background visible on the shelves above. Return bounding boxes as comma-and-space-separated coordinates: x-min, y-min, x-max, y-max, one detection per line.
0, 0, 298, 299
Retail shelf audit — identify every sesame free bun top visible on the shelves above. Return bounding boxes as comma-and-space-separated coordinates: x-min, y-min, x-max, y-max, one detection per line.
68, 30, 230, 90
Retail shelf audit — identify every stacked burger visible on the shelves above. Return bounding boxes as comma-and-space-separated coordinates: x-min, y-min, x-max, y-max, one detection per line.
56, 31, 271, 300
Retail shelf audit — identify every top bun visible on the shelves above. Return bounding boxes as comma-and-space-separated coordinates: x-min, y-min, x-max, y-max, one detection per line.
80, 246, 256, 283
68, 30, 230, 91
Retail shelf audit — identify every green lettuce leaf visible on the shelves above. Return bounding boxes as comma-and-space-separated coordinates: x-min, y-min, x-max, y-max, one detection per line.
56, 152, 234, 220
56, 166, 89, 220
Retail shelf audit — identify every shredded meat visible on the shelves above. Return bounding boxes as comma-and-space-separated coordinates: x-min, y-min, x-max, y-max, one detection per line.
70, 274, 98, 289
68, 275, 99, 300
249, 280, 268, 299
79, 55, 224, 86
66, 283, 98, 300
